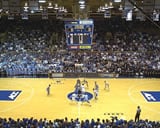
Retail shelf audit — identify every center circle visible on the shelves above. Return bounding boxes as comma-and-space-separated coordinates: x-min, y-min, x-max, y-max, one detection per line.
67, 91, 93, 102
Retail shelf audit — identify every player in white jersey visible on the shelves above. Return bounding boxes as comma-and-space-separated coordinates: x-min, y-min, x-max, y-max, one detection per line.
71, 93, 77, 101
81, 84, 85, 94
81, 94, 91, 106
93, 81, 99, 100
104, 80, 109, 91
93, 88, 99, 100
81, 79, 89, 88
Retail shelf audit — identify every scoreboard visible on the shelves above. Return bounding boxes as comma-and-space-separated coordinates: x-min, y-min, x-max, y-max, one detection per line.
65, 19, 94, 49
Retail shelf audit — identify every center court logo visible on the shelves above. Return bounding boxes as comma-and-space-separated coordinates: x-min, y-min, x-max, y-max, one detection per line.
67, 92, 93, 102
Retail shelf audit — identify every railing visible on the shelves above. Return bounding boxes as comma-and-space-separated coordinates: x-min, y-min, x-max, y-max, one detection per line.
0, 71, 160, 78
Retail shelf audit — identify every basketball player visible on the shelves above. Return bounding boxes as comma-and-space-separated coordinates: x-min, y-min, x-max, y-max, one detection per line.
93, 88, 98, 100
81, 84, 85, 94
93, 87, 99, 100
82, 79, 89, 88
56, 79, 61, 84
93, 81, 99, 99
46, 84, 51, 96
82, 94, 91, 106
104, 80, 109, 91
94, 81, 99, 91
71, 93, 77, 101
74, 79, 81, 91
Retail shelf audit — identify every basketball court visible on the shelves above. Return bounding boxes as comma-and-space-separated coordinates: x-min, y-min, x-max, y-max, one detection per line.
0, 78, 160, 121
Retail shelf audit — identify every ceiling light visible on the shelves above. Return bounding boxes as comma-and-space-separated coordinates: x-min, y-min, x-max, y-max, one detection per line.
97, 8, 100, 12
64, 9, 67, 13
104, 3, 108, 9
24, 2, 29, 9
80, 6, 85, 9
59, 6, 65, 12
39, 6, 43, 11
114, 0, 121, 2
99, 6, 105, 12
80, 4, 85, 9
38, 0, 46, 3
48, 2, 53, 9
119, 4, 123, 10
54, 4, 59, 10
109, 2, 113, 9
79, 0, 85, 4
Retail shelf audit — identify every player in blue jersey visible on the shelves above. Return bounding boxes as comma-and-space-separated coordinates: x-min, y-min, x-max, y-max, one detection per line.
46, 84, 51, 96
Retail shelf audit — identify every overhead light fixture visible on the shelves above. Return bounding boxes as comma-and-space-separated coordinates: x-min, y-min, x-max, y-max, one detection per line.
109, 2, 113, 9
59, 6, 64, 12
114, 0, 121, 2
119, 4, 123, 10
54, 4, 59, 10
64, 8, 67, 13
99, 6, 105, 12
79, 0, 85, 4
97, 2, 114, 13
38, 0, 46, 3
97, 8, 100, 12
104, 3, 108, 10
48, 2, 53, 9
39, 5, 43, 11
24, 2, 29, 10
80, 4, 85, 9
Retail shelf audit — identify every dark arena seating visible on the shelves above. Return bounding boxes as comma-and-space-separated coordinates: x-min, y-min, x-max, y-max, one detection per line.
0, 117, 160, 128
0, 0, 160, 127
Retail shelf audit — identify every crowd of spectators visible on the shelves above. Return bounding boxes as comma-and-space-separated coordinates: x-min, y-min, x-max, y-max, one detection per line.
0, 19, 160, 77
0, 18, 160, 127
0, 117, 160, 128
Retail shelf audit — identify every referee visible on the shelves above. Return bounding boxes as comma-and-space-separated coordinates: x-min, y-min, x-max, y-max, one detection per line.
135, 106, 141, 122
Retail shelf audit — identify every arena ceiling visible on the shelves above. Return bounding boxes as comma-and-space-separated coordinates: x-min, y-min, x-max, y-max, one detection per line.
0, 0, 160, 20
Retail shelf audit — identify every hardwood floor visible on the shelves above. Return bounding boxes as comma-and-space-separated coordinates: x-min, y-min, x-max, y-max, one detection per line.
0, 78, 160, 121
